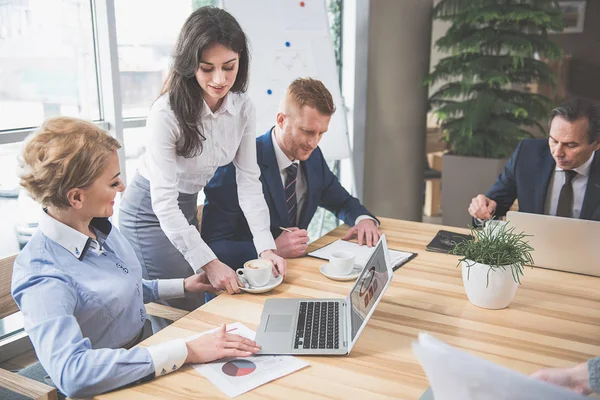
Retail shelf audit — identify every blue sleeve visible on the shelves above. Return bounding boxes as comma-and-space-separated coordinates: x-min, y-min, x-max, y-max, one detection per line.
12, 271, 155, 398
317, 152, 378, 226
589, 357, 600, 394
486, 141, 522, 218
142, 279, 160, 303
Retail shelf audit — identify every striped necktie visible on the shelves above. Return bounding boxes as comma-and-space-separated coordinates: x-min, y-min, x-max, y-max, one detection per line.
284, 163, 299, 226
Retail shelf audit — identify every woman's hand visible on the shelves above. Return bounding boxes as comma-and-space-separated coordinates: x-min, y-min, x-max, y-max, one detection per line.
531, 362, 591, 395
185, 324, 261, 364
183, 272, 218, 294
203, 259, 243, 294
259, 249, 286, 278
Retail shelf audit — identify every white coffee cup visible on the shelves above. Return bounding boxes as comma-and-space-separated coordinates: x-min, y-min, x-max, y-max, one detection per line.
237, 259, 273, 287
328, 251, 355, 276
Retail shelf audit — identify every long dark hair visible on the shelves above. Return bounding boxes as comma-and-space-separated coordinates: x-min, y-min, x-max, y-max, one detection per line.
161, 7, 250, 158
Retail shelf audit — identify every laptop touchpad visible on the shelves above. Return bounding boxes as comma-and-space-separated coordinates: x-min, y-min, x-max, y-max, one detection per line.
265, 315, 292, 333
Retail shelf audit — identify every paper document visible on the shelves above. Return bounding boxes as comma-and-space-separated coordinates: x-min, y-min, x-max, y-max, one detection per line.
412, 333, 588, 400
190, 323, 309, 398
309, 239, 415, 270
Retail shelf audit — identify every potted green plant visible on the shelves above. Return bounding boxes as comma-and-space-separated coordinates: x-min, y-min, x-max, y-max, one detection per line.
426, 0, 564, 227
451, 221, 534, 309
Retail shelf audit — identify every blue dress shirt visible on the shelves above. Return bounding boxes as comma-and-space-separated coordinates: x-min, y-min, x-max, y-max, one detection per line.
11, 211, 188, 398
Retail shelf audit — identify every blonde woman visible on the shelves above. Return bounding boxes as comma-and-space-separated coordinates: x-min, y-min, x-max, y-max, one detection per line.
12, 117, 260, 398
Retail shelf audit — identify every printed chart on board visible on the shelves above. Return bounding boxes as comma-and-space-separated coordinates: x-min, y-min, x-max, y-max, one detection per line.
223, 0, 350, 161
191, 323, 309, 397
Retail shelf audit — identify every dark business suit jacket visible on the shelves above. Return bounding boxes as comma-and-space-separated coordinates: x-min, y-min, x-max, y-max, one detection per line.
486, 138, 600, 220
201, 129, 377, 268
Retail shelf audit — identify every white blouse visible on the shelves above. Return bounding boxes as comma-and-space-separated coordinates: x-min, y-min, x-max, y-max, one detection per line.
138, 92, 276, 273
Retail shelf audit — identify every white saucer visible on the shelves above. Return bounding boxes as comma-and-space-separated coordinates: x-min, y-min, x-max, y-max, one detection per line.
239, 274, 284, 294
320, 263, 362, 281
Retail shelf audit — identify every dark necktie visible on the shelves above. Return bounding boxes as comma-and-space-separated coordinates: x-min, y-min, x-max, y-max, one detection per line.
556, 169, 578, 218
284, 163, 298, 226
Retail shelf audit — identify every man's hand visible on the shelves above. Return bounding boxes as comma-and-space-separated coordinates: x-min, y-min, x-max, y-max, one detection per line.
274, 227, 309, 258
468, 194, 497, 220
185, 324, 261, 364
203, 259, 242, 294
259, 249, 287, 278
531, 363, 591, 395
342, 219, 381, 247
184, 272, 218, 294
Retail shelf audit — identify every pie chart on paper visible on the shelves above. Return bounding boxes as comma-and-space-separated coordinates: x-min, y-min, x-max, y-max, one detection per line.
221, 359, 257, 377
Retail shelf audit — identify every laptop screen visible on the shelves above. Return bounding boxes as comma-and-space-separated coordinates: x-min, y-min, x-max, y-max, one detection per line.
348, 241, 390, 341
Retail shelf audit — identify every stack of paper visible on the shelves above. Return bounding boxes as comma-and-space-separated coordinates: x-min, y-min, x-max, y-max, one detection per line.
308, 239, 415, 270
190, 323, 309, 397
412, 333, 587, 400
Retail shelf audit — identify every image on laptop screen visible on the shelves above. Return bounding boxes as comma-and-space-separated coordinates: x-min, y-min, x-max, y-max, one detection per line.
349, 243, 389, 341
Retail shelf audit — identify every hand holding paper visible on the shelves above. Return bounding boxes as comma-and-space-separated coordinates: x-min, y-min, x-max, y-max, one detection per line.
412, 333, 589, 400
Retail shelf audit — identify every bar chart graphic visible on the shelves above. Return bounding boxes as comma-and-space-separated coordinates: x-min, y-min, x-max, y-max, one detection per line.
221, 359, 257, 377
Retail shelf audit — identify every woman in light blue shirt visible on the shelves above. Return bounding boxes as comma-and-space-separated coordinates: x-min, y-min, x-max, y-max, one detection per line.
12, 117, 260, 398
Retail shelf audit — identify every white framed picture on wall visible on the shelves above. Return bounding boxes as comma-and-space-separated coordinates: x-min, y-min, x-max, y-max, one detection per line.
558, 1, 586, 33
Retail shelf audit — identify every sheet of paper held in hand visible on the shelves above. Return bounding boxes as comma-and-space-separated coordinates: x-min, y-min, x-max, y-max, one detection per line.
189, 323, 309, 398
309, 239, 414, 268
412, 333, 588, 400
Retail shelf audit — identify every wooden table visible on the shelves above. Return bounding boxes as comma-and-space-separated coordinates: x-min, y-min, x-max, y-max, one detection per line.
97, 218, 600, 399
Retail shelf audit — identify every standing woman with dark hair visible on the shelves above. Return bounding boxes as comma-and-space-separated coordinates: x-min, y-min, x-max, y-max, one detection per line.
119, 7, 285, 315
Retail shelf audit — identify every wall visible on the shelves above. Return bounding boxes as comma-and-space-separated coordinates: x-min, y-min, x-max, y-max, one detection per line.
358, 0, 433, 221
550, 1, 600, 102
550, 1, 600, 66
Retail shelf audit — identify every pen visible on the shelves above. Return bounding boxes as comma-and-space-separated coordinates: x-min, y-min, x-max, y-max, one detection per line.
279, 226, 293, 233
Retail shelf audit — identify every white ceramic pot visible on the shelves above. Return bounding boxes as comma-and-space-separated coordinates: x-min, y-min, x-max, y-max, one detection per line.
461, 260, 519, 309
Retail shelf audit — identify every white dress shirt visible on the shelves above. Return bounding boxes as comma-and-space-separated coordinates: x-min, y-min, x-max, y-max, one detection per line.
139, 93, 276, 272
271, 130, 375, 226
544, 153, 594, 218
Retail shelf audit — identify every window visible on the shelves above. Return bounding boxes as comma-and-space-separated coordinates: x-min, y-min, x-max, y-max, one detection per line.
123, 126, 146, 183
0, 0, 348, 258
115, 0, 216, 118
0, 142, 24, 258
0, 0, 100, 131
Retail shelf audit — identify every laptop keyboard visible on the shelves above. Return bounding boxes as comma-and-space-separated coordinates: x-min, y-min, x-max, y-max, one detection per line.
294, 301, 339, 350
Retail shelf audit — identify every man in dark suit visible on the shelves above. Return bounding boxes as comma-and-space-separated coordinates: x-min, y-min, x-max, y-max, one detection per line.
201, 78, 380, 270
469, 97, 600, 222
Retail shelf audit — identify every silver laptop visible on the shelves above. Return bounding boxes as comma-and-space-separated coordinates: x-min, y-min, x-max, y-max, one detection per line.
255, 235, 394, 355
506, 211, 600, 276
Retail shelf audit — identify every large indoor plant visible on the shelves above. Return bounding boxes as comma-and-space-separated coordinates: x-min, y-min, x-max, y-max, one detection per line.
451, 221, 534, 309
426, 0, 564, 227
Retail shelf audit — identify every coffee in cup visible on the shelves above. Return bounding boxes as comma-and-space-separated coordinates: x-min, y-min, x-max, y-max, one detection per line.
328, 251, 355, 276
237, 259, 273, 287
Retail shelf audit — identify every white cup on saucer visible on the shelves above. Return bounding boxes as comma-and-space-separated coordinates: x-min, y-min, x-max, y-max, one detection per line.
328, 251, 355, 276
237, 259, 273, 287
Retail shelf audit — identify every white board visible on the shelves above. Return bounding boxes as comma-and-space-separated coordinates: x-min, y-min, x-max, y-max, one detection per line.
223, 0, 350, 160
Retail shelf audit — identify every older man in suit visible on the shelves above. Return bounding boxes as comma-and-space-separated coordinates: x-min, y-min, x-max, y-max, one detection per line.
201, 78, 380, 270
469, 97, 600, 222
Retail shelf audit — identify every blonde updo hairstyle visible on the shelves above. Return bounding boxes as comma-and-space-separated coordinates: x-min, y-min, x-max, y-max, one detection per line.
19, 117, 121, 209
